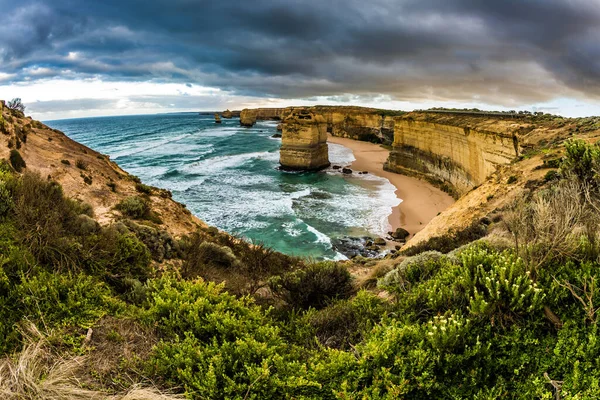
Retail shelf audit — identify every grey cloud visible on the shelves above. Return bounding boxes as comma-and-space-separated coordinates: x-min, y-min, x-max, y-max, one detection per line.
1, 0, 600, 107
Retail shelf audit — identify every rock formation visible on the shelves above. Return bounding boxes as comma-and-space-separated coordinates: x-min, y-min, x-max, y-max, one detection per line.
222, 109, 233, 119
240, 109, 257, 127
241, 106, 399, 143
240, 108, 289, 127
279, 108, 330, 171
384, 113, 521, 195
214, 113, 222, 124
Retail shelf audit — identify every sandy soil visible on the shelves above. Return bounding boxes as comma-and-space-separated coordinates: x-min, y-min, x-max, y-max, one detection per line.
328, 135, 454, 237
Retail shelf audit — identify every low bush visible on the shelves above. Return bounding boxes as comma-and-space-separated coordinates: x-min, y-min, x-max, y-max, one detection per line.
544, 169, 560, 182
379, 250, 445, 293
402, 221, 488, 256
144, 276, 324, 399
9, 150, 26, 172
123, 219, 179, 262
116, 196, 150, 219
270, 262, 355, 309
182, 241, 240, 278
304, 290, 385, 349
60, 159, 71, 166
135, 182, 153, 194
75, 159, 87, 170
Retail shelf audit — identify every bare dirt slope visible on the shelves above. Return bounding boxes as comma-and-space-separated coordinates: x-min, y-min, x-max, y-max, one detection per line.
0, 102, 205, 238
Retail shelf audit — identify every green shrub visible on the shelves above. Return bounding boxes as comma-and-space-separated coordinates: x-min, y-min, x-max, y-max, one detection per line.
561, 139, 600, 184
83, 225, 152, 284
81, 173, 92, 185
0, 266, 123, 353
17, 271, 121, 330
75, 159, 87, 170
270, 262, 354, 309
0, 182, 13, 218
507, 175, 518, 184
60, 159, 70, 166
135, 182, 153, 194
464, 249, 544, 326
183, 241, 239, 278
144, 276, 323, 399
544, 169, 560, 182
9, 150, 25, 172
106, 181, 117, 192
379, 251, 445, 292
116, 196, 150, 219
122, 220, 178, 262
304, 290, 385, 349
12, 172, 80, 266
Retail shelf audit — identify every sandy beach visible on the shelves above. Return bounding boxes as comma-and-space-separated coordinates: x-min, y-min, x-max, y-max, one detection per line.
328, 135, 455, 236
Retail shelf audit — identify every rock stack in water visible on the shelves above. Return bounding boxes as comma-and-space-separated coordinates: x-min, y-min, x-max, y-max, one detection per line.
222, 109, 233, 119
214, 113, 222, 124
240, 109, 257, 127
279, 108, 330, 171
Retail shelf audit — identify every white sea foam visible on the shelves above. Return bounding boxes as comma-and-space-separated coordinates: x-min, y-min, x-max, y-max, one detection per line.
111, 133, 193, 159
199, 127, 240, 137
328, 143, 356, 165
182, 151, 278, 175
305, 223, 333, 246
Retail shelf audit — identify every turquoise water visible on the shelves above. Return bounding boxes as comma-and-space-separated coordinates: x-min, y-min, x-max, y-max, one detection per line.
47, 113, 400, 259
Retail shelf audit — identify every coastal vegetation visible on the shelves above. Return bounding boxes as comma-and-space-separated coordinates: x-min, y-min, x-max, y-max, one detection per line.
2, 133, 600, 398
1, 100, 600, 398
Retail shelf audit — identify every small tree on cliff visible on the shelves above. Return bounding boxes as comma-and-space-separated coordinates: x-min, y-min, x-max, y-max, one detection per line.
7, 98, 25, 113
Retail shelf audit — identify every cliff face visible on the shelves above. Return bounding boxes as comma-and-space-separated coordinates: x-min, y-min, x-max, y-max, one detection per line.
310, 106, 397, 144
239, 108, 288, 126
240, 106, 400, 144
279, 108, 329, 170
385, 115, 520, 195
239, 109, 257, 127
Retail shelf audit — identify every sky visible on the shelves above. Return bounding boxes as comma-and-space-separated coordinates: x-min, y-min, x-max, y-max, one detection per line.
1, 0, 600, 120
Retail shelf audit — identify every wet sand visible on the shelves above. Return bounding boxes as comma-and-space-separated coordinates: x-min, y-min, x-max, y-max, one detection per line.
328, 135, 455, 236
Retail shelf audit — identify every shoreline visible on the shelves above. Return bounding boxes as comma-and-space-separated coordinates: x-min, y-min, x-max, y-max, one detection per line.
327, 135, 455, 237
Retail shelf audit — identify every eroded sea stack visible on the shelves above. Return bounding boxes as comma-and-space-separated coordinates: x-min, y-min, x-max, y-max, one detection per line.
240, 109, 257, 127
279, 108, 330, 171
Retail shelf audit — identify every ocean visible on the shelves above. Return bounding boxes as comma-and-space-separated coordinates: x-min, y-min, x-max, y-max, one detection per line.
47, 113, 400, 259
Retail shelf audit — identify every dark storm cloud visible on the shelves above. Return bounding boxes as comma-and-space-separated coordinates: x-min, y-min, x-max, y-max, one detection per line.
1, 0, 600, 105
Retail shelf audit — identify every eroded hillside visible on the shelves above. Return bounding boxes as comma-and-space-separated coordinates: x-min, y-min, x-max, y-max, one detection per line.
0, 100, 204, 237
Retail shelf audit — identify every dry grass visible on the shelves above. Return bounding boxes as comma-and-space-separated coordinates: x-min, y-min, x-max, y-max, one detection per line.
503, 178, 600, 271
0, 323, 183, 400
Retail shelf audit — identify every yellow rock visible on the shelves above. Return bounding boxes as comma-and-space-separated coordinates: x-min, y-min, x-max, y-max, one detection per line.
279, 108, 330, 170
385, 116, 519, 195
240, 109, 257, 127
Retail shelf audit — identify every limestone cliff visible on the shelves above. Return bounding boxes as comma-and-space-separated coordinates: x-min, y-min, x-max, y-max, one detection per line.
279, 108, 330, 170
240, 106, 401, 144
385, 113, 521, 195
239, 108, 288, 126
310, 106, 398, 145
240, 109, 257, 127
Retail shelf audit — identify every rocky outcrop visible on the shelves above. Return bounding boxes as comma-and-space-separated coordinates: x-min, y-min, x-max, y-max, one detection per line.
222, 109, 233, 119
310, 106, 398, 145
239, 108, 289, 127
279, 108, 330, 171
240, 106, 400, 143
385, 113, 521, 195
240, 109, 257, 127
214, 114, 222, 124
